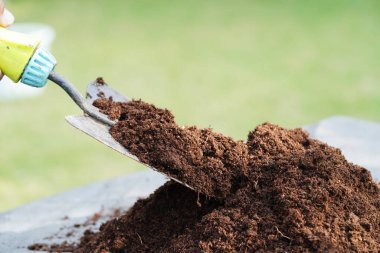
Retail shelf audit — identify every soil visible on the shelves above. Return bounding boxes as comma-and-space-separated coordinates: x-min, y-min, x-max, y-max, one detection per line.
93, 99, 249, 199
76, 98, 380, 253
30, 98, 380, 252
28, 241, 75, 253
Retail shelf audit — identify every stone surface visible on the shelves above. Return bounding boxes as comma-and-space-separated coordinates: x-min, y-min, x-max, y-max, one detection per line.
1, 116, 379, 252
0, 171, 167, 253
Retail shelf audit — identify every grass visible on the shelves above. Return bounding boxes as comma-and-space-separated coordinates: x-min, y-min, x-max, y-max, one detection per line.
1, 0, 379, 211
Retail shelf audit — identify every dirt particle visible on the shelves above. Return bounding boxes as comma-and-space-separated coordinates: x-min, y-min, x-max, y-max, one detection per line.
95, 77, 106, 85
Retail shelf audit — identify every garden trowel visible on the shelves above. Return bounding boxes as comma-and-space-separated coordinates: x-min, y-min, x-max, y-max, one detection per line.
0, 26, 194, 190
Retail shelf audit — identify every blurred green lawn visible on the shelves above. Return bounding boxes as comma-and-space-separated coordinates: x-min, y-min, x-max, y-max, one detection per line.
1, 0, 379, 211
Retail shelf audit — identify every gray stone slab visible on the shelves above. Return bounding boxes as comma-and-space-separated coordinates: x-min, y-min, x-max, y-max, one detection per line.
1, 116, 380, 252
0, 170, 167, 252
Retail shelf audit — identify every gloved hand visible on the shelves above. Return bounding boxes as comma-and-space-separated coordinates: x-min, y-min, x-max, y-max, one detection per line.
0, 0, 15, 80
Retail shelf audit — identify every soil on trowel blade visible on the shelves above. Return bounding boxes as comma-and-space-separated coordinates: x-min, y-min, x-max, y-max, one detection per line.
30, 98, 380, 252
94, 98, 249, 199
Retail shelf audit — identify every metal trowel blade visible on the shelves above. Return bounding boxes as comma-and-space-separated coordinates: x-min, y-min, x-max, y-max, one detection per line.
65, 79, 194, 190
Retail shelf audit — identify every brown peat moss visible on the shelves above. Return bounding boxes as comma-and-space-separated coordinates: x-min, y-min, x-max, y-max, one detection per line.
30, 98, 380, 252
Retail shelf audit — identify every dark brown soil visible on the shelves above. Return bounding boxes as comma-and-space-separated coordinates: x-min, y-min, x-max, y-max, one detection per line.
28, 241, 75, 253
30, 98, 380, 252
74, 98, 380, 253
75, 182, 220, 252
93, 99, 249, 199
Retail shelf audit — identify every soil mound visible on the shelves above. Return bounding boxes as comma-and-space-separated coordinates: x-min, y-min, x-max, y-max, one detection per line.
71, 99, 380, 253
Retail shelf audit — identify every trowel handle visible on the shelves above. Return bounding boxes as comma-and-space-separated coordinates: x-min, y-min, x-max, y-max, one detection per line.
0, 27, 57, 87
0, 27, 40, 82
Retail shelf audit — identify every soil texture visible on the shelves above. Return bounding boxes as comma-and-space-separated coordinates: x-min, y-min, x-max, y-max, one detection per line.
76, 98, 380, 253
30, 98, 380, 252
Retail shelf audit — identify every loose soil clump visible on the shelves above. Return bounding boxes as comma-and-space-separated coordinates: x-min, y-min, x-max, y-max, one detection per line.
74, 98, 380, 253
93, 99, 249, 199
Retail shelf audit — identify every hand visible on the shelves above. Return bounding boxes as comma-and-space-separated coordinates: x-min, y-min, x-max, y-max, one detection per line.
0, 0, 15, 80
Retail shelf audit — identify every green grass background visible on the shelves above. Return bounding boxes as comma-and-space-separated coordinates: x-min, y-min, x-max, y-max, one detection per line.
1, 0, 379, 211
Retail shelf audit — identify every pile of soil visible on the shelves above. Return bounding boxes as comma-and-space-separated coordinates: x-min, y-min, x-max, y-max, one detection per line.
73, 99, 380, 252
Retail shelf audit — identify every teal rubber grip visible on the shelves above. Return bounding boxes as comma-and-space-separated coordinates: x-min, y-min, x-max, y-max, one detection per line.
21, 47, 57, 88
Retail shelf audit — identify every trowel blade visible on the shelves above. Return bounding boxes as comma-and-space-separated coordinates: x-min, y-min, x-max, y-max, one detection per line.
84, 78, 129, 104
65, 115, 139, 160
65, 79, 194, 190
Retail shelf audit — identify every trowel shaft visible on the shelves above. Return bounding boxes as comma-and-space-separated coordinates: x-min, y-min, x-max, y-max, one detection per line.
48, 72, 115, 127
